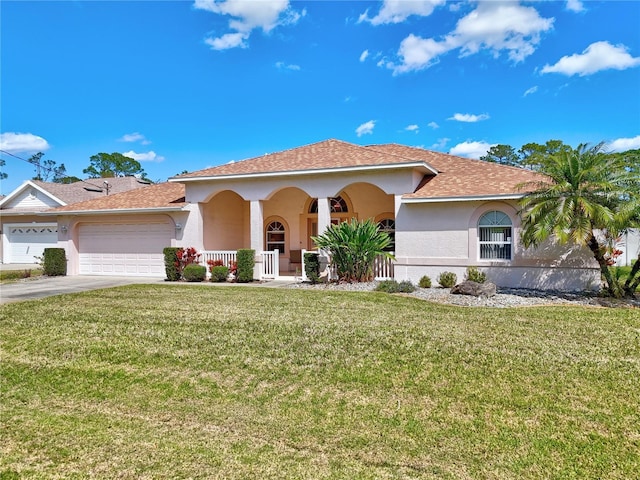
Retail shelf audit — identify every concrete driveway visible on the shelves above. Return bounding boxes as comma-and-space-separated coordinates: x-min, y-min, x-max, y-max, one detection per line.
0, 275, 165, 304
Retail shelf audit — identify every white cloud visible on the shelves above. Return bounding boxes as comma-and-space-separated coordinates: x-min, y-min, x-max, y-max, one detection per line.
275, 61, 300, 71
119, 132, 151, 145
359, 49, 369, 62
405, 124, 419, 133
431, 137, 449, 149
122, 150, 166, 163
541, 41, 640, 77
355, 120, 376, 137
0, 132, 50, 153
386, 2, 553, 74
448, 113, 490, 123
428, 121, 439, 129
566, 0, 584, 13
523, 86, 538, 97
195, 0, 304, 50
607, 135, 640, 152
359, 0, 445, 25
449, 141, 494, 159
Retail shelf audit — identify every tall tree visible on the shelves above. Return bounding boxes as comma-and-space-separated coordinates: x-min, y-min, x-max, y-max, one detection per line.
83, 152, 146, 178
518, 140, 571, 170
519, 142, 639, 298
28, 152, 68, 182
479, 145, 520, 166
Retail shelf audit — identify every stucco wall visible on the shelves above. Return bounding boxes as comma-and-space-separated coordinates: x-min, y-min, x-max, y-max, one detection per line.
203, 191, 246, 250
394, 200, 600, 292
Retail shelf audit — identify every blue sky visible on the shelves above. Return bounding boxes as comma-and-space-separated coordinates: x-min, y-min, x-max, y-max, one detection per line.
1, 0, 639, 194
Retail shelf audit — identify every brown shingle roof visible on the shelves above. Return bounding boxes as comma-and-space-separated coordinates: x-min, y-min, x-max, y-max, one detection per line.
53, 182, 186, 212
366, 144, 546, 199
34, 177, 151, 204
177, 139, 429, 179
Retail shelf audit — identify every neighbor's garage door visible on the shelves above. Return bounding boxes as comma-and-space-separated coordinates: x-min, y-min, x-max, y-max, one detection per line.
6, 224, 58, 263
78, 223, 172, 276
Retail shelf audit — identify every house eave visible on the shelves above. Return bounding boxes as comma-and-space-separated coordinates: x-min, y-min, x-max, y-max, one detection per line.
170, 161, 437, 183
402, 193, 525, 204
40, 206, 187, 216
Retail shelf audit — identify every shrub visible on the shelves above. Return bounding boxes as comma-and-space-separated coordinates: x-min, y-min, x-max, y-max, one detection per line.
312, 218, 394, 282
418, 275, 432, 288
183, 264, 206, 282
437, 271, 457, 288
42, 248, 67, 276
375, 280, 414, 293
236, 249, 255, 283
304, 252, 320, 284
210, 265, 229, 282
464, 266, 487, 284
163, 247, 181, 281
176, 247, 201, 278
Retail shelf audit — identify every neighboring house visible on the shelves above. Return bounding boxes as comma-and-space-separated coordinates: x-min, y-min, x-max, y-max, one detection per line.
47, 139, 601, 291
615, 229, 640, 267
0, 177, 151, 264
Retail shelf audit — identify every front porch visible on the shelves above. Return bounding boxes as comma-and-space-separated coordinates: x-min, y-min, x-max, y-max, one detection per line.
199, 249, 395, 281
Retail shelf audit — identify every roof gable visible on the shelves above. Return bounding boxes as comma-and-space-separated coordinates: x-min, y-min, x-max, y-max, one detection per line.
0, 180, 66, 210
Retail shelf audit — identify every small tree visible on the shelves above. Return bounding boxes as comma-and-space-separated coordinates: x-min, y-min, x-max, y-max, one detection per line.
312, 218, 394, 282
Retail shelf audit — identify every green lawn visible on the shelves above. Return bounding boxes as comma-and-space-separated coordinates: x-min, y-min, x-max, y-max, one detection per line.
1, 285, 638, 479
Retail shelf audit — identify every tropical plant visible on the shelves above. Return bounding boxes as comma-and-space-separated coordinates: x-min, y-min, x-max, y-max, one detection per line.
312, 218, 394, 282
519, 142, 640, 298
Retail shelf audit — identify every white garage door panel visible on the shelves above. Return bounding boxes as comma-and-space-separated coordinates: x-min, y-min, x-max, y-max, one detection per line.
6, 225, 58, 263
79, 223, 171, 276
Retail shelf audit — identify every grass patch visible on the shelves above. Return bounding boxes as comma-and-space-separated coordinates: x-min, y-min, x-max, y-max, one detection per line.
1, 285, 639, 478
0, 269, 43, 283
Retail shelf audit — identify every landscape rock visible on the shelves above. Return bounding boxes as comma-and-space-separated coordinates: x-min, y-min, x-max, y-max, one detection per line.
451, 280, 497, 297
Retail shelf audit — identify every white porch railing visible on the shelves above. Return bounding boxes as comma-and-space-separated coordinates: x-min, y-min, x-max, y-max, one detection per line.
200, 250, 279, 279
200, 250, 237, 269
300, 250, 395, 281
260, 250, 279, 279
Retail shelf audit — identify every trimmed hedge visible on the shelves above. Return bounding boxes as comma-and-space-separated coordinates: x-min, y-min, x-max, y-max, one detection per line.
163, 247, 181, 281
304, 252, 320, 284
236, 249, 255, 283
418, 275, 432, 288
183, 264, 206, 282
43, 248, 67, 276
210, 265, 229, 282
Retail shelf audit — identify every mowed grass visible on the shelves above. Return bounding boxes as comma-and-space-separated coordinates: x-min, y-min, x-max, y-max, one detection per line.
1, 285, 639, 479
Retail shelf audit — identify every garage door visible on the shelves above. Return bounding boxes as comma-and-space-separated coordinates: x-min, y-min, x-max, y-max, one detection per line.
5, 224, 58, 264
78, 223, 172, 276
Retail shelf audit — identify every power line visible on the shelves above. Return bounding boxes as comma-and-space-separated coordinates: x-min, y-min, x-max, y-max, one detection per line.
0, 150, 110, 192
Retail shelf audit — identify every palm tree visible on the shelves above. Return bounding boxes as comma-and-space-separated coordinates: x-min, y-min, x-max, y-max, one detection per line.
519, 143, 638, 298
312, 218, 394, 282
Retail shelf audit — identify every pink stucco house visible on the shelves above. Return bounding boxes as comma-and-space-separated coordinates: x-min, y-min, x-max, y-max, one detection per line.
2, 139, 602, 291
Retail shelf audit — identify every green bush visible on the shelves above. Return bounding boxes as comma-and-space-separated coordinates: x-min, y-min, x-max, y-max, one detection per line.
183, 264, 206, 282
418, 275, 432, 288
163, 247, 181, 281
464, 266, 487, 284
375, 279, 415, 293
236, 249, 255, 283
312, 218, 394, 282
210, 265, 229, 282
437, 271, 457, 288
304, 252, 320, 284
42, 248, 67, 276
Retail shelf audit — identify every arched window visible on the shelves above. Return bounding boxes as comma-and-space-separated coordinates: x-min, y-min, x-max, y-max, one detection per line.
478, 211, 512, 260
378, 218, 395, 252
265, 221, 285, 252
308, 196, 349, 213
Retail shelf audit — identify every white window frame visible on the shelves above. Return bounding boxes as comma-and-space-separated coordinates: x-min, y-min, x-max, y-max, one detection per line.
478, 211, 512, 261
265, 221, 286, 253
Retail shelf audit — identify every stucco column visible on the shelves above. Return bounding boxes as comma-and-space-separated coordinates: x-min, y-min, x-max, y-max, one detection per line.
249, 200, 264, 279
316, 197, 331, 236
179, 203, 204, 250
